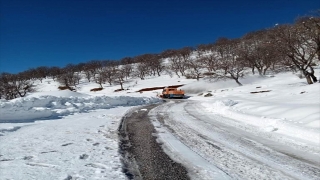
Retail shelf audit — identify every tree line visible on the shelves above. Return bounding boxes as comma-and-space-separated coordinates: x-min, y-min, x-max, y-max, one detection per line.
1, 15, 319, 100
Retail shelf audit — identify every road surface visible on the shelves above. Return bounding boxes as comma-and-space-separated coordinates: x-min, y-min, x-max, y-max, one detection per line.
119, 100, 320, 179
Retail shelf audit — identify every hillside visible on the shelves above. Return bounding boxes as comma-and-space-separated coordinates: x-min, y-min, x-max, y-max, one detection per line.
0, 67, 319, 179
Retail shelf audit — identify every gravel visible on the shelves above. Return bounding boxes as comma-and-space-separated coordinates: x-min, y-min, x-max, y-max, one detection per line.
118, 104, 190, 180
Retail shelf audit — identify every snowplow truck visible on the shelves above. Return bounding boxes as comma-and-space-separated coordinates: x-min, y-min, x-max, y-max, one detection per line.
162, 87, 184, 99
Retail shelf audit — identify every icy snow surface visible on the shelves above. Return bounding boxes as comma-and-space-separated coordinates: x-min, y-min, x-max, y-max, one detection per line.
0, 69, 319, 179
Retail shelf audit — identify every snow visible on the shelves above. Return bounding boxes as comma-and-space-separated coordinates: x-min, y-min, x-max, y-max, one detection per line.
195, 73, 320, 146
150, 112, 232, 180
0, 95, 160, 123
0, 67, 319, 179
0, 108, 131, 179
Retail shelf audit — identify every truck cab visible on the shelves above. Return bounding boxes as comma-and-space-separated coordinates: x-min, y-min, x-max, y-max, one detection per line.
162, 87, 184, 99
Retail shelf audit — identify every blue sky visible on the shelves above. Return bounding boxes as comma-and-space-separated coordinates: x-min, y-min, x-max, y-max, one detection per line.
0, 0, 319, 73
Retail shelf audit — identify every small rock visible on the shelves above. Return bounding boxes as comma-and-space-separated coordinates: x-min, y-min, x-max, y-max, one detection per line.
79, 154, 89, 160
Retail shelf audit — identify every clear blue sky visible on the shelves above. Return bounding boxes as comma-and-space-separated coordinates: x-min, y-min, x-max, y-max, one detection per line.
0, 0, 319, 73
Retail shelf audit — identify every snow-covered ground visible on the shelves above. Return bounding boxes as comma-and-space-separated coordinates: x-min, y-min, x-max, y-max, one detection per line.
0, 68, 319, 179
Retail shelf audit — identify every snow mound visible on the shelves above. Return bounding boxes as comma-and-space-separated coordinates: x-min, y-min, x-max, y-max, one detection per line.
263, 125, 279, 132
202, 99, 238, 115
213, 99, 238, 107
27, 90, 90, 98
221, 99, 238, 106
0, 95, 161, 123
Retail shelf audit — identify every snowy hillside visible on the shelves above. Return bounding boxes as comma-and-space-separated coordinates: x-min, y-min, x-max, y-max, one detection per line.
0, 67, 319, 179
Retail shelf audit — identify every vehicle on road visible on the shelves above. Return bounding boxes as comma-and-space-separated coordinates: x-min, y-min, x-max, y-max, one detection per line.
161, 87, 184, 99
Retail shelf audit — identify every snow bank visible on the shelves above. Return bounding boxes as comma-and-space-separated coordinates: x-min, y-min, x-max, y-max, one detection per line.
201, 98, 320, 145
27, 90, 90, 98
0, 95, 161, 123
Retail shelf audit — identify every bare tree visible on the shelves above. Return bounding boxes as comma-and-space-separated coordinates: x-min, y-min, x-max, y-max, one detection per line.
161, 49, 182, 78
177, 47, 193, 76
147, 54, 163, 76
213, 38, 246, 86
123, 64, 133, 79
134, 54, 153, 80
102, 61, 119, 86
95, 68, 107, 88
113, 66, 127, 90
120, 57, 133, 79
65, 64, 81, 86
85, 60, 104, 82
295, 16, 320, 61
0, 73, 35, 100
57, 73, 73, 88
56, 65, 80, 88
47, 66, 62, 81
83, 64, 93, 82
239, 29, 280, 75
186, 58, 204, 81
272, 24, 318, 84
120, 57, 134, 65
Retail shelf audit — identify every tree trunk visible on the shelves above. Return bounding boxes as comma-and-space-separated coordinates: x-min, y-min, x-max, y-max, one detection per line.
305, 75, 313, 84
251, 66, 255, 75
235, 79, 243, 86
317, 43, 320, 61
175, 72, 180, 78
310, 73, 318, 83
257, 67, 263, 76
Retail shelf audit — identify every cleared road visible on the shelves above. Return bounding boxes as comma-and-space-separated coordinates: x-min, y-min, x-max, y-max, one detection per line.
118, 104, 189, 180
120, 100, 320, 179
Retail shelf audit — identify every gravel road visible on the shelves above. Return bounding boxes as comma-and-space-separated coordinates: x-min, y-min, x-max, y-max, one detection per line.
118, 103, 190, 180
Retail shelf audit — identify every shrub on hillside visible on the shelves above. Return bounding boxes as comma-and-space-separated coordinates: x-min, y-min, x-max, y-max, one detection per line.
90, 87, 103, 92
114, 88, 124, 92
0, 73, 35, 100
58, 86, 75, 91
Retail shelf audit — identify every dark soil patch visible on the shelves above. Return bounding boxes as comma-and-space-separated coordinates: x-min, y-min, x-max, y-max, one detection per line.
58, 86, 76, 91
90, 87, 103, 92
137, 84, 184, 92
250, 90, 271, 94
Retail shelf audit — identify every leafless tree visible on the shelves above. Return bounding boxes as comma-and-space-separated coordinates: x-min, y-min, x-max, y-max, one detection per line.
113, 66, 127, 90
161, 49, 183, 78
95, 68, 107, 88
147, 54, 163, 76
120, 57, 134, 65
83, 64, 93, 82
295, 16, 320, 61
177, 47, 193, 76
101, 61, 119, 86
272, 23, 318, 84
47, 66, 62, 81
0, 73, 35, 100
186, 58, 204, 81
65, 64, 82, 86
213, 38, 246, 86
123, 64, 133, 79
57, 73, 73, 88
120, 57, 133, 79
239, 30, 280, 75
85, 60, 104, 82
57, 65, 80, 88
133, 54, 153, 80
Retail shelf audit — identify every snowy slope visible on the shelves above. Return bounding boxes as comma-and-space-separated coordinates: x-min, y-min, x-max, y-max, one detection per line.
0, 67, 319, 179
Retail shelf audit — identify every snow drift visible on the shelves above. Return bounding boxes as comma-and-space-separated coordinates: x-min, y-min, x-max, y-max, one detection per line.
0, 95, 161, 123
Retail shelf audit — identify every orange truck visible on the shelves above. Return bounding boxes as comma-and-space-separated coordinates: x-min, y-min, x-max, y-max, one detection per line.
161, 87, 185, 99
